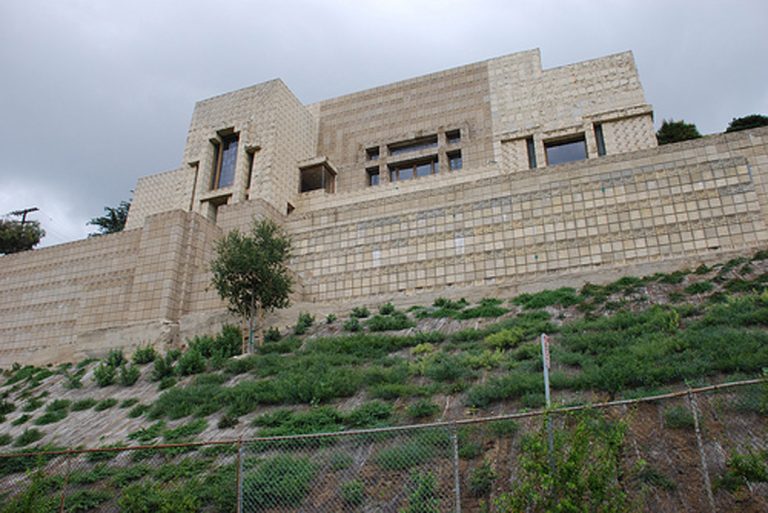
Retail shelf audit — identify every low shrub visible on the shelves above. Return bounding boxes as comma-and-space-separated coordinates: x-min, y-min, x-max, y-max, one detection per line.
341, 479, 365, 506
64, 489, 112, 512
119, 364, 141, 386
484, 327, 525, 350
294, 312, 315, 335
93, 362, 116, 387
11, 414, 30, 426
128, 403, 149, 418
718, 451, 768, 491
454, 298, 508, 319
258, 336, 302, 354
351, 306, 370, 318
132, 345, 157, 365
176, 350, 207, 376
663, 406, 695, 429
218, 414, 239, 429
685, 281, 714, 295
379, 302, 396, 315
0, 433, 13, 446
512, 287, 582, 310
244, 455, 318, 508
163, 418, 208, 443
159, 376, 177, 390
468, 460, 497, 496
106, 349, 125, 368
407, 399, 440, 420
14, 428, 44, 447
264, 326, 282, 342
366, 311, 414, 331
34, 399, 70, 425
151, 353, 175, 381
94, 398, 118, 412
120, 398, 139, 409
325, 313, 337, 324
343, 317, 362, 332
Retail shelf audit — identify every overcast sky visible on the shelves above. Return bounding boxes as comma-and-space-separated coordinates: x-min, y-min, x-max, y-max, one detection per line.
1, 0, 766, 247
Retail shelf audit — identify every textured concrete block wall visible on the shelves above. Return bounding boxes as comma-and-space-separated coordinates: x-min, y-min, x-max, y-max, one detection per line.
0, 212, 222, 368
287, 128, 768, 303
126, 167, 196, 230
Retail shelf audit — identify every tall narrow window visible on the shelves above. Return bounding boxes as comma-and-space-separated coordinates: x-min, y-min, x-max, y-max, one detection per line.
448, 150, 463, 171
594, 124, 606, 156
526, 137, 537, 169
367, 167, 380, 186
211, 133, 239, 189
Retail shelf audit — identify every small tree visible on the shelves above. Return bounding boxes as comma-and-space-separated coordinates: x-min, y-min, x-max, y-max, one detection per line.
88, 200, 131, 236
726, 114, 768, 133
0, 219, 45, 254
210, 219, 292, 352
656, 119, 702, 145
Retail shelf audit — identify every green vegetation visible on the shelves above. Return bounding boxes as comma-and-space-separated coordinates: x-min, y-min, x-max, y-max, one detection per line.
351, 306, 370, 318
93, 362, 116, 387
34, 399, 70, 425
132, 344, 157, 365
656, 119, 702, 145
294, 312, 315, 335
663, 406, 695, 429
497, 413, 629, 512
119, 364, 141, 386
717, 450, 768, 491
210, 218, 293, 352
14, 428, 44, 447
512, 287, 582, 310
402, 472, 440, 513
726, 114, 768, 133
468, 460, 497, 496
94, 398, 118, 412
406, 399, 440, 420
341, 479, 365, 506
244, 455, 317, 508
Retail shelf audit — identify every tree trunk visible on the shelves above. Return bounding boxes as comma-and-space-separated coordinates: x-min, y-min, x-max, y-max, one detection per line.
247, 299, 256, 354
256, 303, 265, 347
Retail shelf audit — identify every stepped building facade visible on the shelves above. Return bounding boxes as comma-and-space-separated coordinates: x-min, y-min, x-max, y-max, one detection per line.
3, 49, 768, 366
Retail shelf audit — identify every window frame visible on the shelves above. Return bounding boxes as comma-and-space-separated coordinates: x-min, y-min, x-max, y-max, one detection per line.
210, 132, 239, 190
388, 156, 439, 182
544, 134, 588, 166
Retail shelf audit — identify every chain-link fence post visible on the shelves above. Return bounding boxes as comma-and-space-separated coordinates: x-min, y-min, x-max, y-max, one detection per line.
451, 424, 462, 513
236, 438, 244, 513
688, 387, 717, 513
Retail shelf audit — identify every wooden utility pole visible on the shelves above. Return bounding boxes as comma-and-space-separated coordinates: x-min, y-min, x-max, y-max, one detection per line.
9, 207, 39, 225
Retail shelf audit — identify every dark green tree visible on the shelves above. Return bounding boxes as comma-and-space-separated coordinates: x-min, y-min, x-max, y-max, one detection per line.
210, 218, 293, 352
0, 219, 45, 254
726, 114, 768, 133
88, 200, 130, 236
656, 119, 702, 145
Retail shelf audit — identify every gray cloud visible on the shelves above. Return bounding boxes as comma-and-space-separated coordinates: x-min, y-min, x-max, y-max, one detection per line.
1, 0, 766, 246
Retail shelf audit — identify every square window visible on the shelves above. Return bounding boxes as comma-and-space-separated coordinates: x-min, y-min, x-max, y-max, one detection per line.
366, 147, 379, 161
544, 136, 587, 166
446, 129, 461, 144
300, 164, 335, 193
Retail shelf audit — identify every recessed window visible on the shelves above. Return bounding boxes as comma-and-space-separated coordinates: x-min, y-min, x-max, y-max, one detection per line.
526, 137, 537, 169
544, 136, 588, 166
211, 132, 239, 189
366, 147, 380, 161
446, 129, 461, 144
448, 150, 463, 171
367, 167, 380, 186
594, 124, 606, 156
300, 164, 336, 193
388, 135, 438, 156
389, 156, 438, 182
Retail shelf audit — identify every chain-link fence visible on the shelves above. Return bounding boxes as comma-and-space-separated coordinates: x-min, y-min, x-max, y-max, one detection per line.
1, 379, 766, 512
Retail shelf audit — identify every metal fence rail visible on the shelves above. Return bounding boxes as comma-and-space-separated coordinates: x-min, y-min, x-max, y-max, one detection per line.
1, 379, 766, 512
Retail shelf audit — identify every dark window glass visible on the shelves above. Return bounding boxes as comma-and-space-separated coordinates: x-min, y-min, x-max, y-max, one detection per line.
218, 136, 238, 187
416, 162, 432, 177
526, 137, 537, 169
389, 135, 438, 156
545, 137, 587, 166
367, 167, 380, 186
300, 165, 335, 193
446, 129, 461, 144
594, 124, 606, 156
211, 133, 239, 189
366, 147, 379, 161
399, 167, 414, 181
448, 150, 462, 171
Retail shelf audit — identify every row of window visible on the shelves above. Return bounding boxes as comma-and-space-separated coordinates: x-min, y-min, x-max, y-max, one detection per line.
209, 124, 607, 193
367, 150, 462, 186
